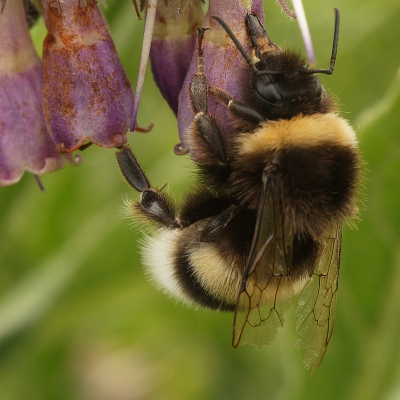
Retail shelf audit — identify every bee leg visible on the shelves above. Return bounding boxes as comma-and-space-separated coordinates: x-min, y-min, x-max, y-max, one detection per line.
245, 13, 274, 58
188, 28, 227, 165
209, 86, 264, 124
116, 146, 181, 229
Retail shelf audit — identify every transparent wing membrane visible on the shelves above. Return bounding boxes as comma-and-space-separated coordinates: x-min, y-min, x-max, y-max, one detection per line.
232, 171, 341, 374
296, 224, 341, 374
233, 172, 294, 348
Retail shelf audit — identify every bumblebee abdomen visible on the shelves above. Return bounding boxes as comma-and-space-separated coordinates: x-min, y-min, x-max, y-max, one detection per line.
231, 113, 361, 238
141, 207, 256, 311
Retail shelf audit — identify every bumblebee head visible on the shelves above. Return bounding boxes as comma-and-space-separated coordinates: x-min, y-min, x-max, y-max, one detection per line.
212, 8, 340, 119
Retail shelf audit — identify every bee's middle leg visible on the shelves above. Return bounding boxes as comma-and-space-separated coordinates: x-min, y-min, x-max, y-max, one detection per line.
188, 28, 227, 166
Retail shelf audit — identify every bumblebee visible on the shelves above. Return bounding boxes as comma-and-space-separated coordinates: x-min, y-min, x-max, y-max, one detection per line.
117, 8, 361, 373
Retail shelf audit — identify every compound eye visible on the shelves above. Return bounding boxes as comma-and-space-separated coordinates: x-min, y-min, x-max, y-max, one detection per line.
254, 75, 282, 105
315, 82, 323, 99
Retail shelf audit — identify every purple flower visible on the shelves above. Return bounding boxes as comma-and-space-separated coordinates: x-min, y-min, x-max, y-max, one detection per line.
149, 0, 205, 116
177, 0, 265, 159
0, 0, 65, 187
41, 0, 134, 153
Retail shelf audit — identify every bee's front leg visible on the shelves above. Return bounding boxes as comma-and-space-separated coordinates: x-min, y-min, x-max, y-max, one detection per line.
209, 86, 264, 124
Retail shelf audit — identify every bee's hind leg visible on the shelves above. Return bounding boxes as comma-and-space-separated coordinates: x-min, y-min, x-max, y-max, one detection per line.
116, 146, 181, 229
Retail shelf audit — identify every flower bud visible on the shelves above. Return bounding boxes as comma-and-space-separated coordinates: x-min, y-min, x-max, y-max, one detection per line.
0, 0, 64, 186
177, 0, 264, 159
41, 0, 134, 153
150, 0, 205, 115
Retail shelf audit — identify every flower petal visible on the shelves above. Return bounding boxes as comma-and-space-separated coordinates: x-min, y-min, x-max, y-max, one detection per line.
149, 0, 205, 115
0, 0, 64, 187
41, 0, 134, 153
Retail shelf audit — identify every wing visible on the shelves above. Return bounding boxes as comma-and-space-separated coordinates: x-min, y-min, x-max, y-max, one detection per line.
232, 169, 341, 373
232, 170, 295, 348
295, 223, 342, 374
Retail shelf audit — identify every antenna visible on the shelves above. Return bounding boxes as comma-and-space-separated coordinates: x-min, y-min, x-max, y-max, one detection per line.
301, 8, 340, 75
212, 16, 257, 73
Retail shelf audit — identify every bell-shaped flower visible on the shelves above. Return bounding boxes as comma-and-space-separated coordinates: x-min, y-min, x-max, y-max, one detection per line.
177, 0, 265, 159
149, 0, 205, 116
0, 0, 65, 187
41, 0, 134, 153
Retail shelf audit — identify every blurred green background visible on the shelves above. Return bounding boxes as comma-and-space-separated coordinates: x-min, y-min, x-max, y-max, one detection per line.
1, 0, 400, 399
